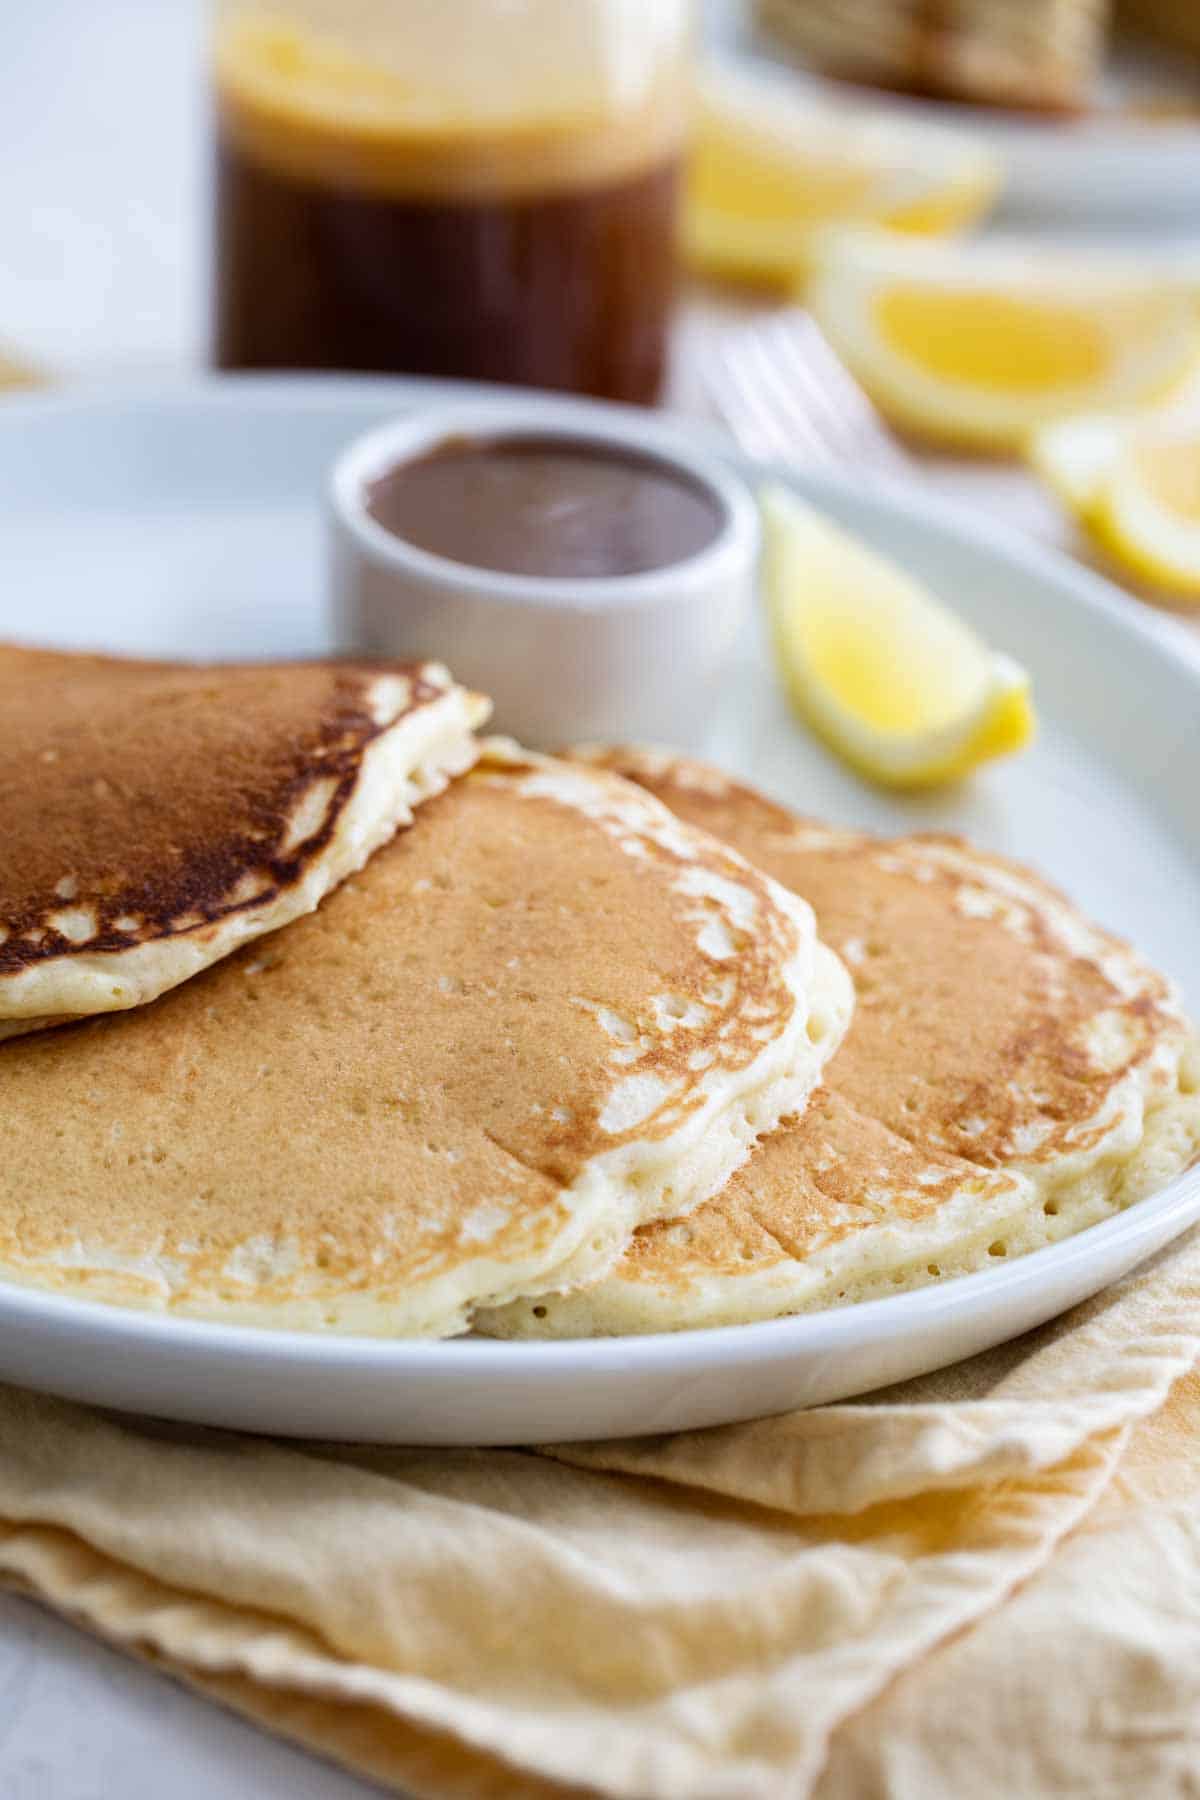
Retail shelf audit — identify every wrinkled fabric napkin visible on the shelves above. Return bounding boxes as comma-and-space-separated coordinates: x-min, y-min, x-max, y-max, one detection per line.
2, 1223, 1200, 1799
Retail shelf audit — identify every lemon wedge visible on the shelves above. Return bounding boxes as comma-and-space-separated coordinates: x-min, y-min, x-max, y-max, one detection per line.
762, 485, 1034, 788
1033, 410, 1200, 601
685, 67, 1000, 288
808, 230, 1200, 452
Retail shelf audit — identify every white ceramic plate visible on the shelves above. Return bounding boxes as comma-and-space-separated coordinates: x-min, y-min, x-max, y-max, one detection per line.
1, 376, 1197, 1444
717, 7, 1200, 227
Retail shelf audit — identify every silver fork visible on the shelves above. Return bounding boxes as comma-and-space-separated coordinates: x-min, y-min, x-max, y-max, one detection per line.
687, 305, 913, 475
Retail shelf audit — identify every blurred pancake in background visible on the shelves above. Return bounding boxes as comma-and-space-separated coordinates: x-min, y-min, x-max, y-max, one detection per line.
0, 647, 487, 1039
483, 749, 1200, 1335
752, 0, 1200, 114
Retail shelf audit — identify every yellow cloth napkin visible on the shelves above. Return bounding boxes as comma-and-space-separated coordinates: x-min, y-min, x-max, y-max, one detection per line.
2, 1223, 1199, 1799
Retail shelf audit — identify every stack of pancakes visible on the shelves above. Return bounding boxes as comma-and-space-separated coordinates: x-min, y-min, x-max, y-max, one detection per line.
2, 647, 1197, 1339
755, 0, 1200, 114
754, 0, 1109, 113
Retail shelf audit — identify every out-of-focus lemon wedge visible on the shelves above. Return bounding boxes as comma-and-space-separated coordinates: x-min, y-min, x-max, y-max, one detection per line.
762, 485, 1034, 788
0, 351, 42, 390
1033, 410, 1200, 601
685, 66, 1000, 288
808, 231, 1200, 452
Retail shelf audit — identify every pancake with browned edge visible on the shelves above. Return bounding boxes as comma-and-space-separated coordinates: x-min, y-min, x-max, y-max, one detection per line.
0, 746, 850, 1336
482, 749, 1200, 1336
0, 646, 487, 1037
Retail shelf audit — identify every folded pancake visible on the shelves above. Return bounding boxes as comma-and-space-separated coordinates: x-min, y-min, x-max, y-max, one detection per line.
0, 646, 487, 1037
481, 749, 1200, 1336
0, 746, 850, 1336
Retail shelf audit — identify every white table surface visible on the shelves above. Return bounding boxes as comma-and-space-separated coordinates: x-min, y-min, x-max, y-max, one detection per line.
3, 4, 1199, 1796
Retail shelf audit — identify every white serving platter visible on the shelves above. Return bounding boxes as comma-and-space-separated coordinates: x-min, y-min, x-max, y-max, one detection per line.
716, 2, 1200, 228
0, 376, 1196, 1443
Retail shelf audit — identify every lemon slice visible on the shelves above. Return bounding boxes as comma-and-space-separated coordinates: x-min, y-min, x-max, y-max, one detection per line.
1034, 411, 1200, 600
762, 485, 1034, 788
808, 230, 1200, 452
685, 66, 1000, 288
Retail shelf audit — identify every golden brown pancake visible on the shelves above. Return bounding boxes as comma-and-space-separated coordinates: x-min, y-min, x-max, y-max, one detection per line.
0, 746, 849, 1336
0, 645, 487, 1037
482, 749, 1200, 1336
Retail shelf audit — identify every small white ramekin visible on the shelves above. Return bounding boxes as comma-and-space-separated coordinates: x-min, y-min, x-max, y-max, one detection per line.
328, 399, 759, 747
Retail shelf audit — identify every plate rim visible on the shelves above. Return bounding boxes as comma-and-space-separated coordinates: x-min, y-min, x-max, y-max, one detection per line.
706, 38, 1200, 224
0, 1157, 1196, 1372
0, 373, 1197, 1380
712, 39, 1200, 158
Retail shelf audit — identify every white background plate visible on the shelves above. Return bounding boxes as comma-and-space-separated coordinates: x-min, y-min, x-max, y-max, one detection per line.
0, 377, 1197, 1444
712, 0, 1200, 229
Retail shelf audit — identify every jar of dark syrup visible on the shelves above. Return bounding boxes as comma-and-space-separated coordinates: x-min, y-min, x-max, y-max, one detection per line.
212, 1, 691, 403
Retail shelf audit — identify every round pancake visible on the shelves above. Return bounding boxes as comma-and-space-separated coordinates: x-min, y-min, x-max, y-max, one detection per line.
482, 749, 1200, 1336
0, 747, 849, 1336
0, 645, 488, 1037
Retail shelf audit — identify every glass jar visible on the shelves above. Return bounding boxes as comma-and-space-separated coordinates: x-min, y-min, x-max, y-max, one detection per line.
211, 0, 692, 403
